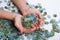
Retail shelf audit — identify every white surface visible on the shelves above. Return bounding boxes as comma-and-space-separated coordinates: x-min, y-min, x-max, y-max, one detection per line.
27, 0, 60, 40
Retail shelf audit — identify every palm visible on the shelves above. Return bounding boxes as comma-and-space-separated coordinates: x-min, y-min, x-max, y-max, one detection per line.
14, 15, 37, 33
23, 8, 43, 28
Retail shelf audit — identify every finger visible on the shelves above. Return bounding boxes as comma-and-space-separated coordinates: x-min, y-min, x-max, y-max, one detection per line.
15, 24, 24, 34
30, 25, 37, 31
30, 28, 36, 32
31, 22, 38, 28
15, 25, 24, 34
32, 18, 40, 29
37, 20, 41, 28
24, 24, 38, 33
37, 19, 42, 28
14, 17, 24, 34
31, 24, 35, 28
37, 18, 40, 24
33, 23, 37, 27
39, 19, 44, 24
24, 28, 36, 33
36, 22, 40, 29
24, 24, 37, 33
24, 24, 36, 33
36, 22, 39, 27
23, 29, 30, 33
39, 20, 43, 27
36, 11, 42, 19
37, 17, 44, 24
37, 18, 44, 28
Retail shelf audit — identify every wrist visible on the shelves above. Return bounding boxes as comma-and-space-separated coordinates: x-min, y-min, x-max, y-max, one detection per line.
19, 6, 30, 15
13, 13, 22, 20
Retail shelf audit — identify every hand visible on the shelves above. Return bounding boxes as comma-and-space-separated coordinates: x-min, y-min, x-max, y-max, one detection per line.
14, 15, 38, 34
22, 8, 41, 18
21, 8, 44, 28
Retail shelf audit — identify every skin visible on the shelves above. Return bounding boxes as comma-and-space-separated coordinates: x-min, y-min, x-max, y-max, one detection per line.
0, 0, 43, 33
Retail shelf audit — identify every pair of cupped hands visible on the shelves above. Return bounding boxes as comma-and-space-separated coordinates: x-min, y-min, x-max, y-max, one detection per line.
14, 8, 43, 34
